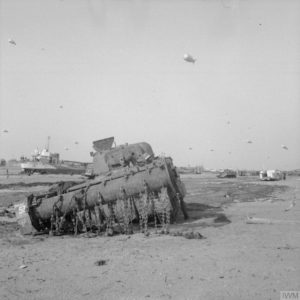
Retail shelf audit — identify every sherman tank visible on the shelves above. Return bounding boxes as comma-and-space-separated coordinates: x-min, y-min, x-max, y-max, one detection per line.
16, 137, 188, 236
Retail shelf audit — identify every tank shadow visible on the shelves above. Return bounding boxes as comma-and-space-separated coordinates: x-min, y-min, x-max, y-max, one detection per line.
171, 202, 231, 230
143, 202, 230, 235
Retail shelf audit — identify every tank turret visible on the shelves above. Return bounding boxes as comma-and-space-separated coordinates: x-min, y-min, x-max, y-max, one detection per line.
89, 137, 156, 176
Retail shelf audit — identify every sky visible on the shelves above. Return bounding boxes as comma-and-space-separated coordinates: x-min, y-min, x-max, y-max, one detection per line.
0, 0, 299, 170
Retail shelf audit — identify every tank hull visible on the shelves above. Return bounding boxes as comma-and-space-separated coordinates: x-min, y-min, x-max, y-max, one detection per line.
26, 157, 187, 234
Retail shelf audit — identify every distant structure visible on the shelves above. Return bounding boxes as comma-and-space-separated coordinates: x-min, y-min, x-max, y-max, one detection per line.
177, 165, 204, 175
217, 169, 237, 178
259, 170, 283, 181
0, 159, 6, 167
237, 170, 259, 176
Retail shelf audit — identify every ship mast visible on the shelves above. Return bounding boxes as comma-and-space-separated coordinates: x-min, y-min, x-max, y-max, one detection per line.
46, 136, 50, 151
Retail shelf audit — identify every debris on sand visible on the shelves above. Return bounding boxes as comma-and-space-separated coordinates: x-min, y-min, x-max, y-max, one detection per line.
246, 217, 273, 224
170, 231, 182, 237
277, 244, 294, 250
214, 214, 231, 223
78, 232, 98, 238
94, 259, 108, 266
284, 200, 296, 212
170, 230, 204, 239
0, 206, 15, 218
246, 216, 300, 225
19, 265, 28, 269
183, 231, 204, 239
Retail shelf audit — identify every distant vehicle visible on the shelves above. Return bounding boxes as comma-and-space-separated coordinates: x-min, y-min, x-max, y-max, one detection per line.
259, 170, 282, 181
177, 166, 196, 175
194, 166, 202, 174
217, 169, 237, 178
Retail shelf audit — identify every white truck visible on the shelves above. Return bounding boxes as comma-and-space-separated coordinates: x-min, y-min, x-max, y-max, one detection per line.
259, 170, 283, 181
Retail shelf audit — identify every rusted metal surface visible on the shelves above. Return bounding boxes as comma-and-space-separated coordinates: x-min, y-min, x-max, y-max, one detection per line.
24, 156, 188, 236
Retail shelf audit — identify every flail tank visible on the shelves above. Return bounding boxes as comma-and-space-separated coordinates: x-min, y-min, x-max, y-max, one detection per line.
16, 137, 188, 236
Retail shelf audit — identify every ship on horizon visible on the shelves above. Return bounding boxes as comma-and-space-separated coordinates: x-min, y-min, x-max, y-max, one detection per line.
20, 137, 89, 175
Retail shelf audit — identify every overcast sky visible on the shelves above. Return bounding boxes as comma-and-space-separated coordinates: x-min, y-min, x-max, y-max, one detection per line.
0, 0, 299, 170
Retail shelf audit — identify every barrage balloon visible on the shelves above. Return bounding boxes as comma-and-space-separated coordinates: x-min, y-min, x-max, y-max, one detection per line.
183, 53, 196, 63
8, 39, 16, 46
